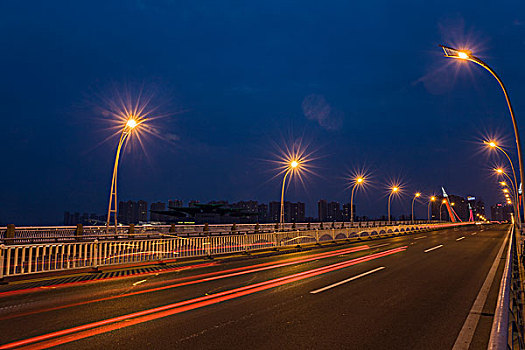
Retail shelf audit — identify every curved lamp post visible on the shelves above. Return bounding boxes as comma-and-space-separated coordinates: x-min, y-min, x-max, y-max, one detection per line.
486, 140, 518, 196
411, 192, 421, 224
440, 45, 525, 227
428, 196, 436, 222
279, 160, 300, 230
350, 176, 365, 225
387, 186, 400, 225
439, 199, 446, 221
106, 117, 144, 233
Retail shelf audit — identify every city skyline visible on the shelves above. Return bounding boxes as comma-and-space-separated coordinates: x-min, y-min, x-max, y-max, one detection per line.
62, 191, 489, 226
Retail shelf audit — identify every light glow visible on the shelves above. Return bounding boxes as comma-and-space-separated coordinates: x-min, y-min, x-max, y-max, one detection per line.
458, 51, 469, 59
126, 118, 138, 129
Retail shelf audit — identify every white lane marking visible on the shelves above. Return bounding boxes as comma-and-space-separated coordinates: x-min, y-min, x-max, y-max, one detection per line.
424, 245, 443, 253
132, 279, 147, 286
452, 228, 509, 350
310, 267, 386, 294
456, 236, 466, 241
472, 232, 477, 235
370, 243, 390, 248
414, 236, 427, 240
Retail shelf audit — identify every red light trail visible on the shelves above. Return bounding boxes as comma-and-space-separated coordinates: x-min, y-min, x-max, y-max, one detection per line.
0, 246, 406, 349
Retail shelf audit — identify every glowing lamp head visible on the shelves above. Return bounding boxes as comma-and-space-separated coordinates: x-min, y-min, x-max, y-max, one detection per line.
457, 51, 469, 59
290, 160, 299, 169
488, 141, 497, 148
442, 199, 447, 204
503, 189, 509, 193
496, 168, 504, 174
356, 177, 364, 184
415, 192, 421, 198
392, 186, 399, 193
500, 182, 507, 186
126, 118, 138, 129
430, 196, 436, 201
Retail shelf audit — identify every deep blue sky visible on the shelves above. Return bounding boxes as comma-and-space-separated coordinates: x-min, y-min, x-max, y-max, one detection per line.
1, 1, 525, 224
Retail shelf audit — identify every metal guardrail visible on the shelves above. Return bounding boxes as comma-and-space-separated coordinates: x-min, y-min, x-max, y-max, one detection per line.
489, 224, 525, 349
0, 222, 471, 279
0, 220, 438, 244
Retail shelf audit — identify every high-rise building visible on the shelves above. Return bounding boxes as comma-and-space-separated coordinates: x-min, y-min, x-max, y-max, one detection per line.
318, 200, 328, 222
342, 203, 354, 221
268, 201, 304, 222
188, 200, 200, 208
257, 203, 269, 223
150, 202, 166, 222
118, 200, 148, 224
327, 201, 341, 221
491, 203, 513, 221
168, 199, 183, 208
269, 201, 280, 222
289, 202, 305, 222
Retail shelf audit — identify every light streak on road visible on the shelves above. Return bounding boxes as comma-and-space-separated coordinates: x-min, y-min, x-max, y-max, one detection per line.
0, 247, 406, 350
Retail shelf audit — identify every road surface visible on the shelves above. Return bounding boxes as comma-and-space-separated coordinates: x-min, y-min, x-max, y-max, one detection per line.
0, 224, 508, 349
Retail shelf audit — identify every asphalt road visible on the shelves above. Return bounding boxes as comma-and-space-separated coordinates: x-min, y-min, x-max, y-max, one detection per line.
0, 224, 509, 350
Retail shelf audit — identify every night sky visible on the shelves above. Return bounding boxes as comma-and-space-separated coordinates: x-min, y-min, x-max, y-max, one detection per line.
2, 1, 525, 225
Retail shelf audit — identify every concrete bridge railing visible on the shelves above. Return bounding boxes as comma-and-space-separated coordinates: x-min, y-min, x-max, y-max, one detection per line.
0, 222, 475, 279
0, 220, 436, 244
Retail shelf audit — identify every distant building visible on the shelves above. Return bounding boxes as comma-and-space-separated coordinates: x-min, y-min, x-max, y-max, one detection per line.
491, 203, 513, 222
118, 200, 148, 224
327, 201, 341, 221
150, 202, 166, 222
63, 211, 101, 225
188, 200, 200, 208
318, 200, 328, 222
342, 203, 354, 221
168, 199, 183, 208
269, 201, 280, 222
268, 201, 305, 222
289, 202, 305, 222
257, 203, 269, 223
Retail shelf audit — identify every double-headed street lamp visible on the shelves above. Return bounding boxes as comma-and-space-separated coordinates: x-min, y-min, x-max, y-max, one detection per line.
428, 196, 436, 222
106, 116, 145, 233
411, 192, 421, 224
387, 186, 400, 225
440, 45, 525, 226
350, 176, 365, 225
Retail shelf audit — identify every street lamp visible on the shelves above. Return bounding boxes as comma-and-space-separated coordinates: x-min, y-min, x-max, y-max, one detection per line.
411, 192, 421, 224
350, 176, 365, 225
485, 140, 518, 198
279, 159, 301, 230
387, 186, 400, 225
428, 196, 436, 222
106, 116, 145, 233
439, 199, 447, 221
495, 168, 517, 195
440, 45, 525, 227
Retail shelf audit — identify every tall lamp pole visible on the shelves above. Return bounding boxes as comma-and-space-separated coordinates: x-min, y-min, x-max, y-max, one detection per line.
411, 192, 421, 224
106, 118, 142, 233
387, 186, 399, 225
350, 177, 365, 226
439, 199, 446, 221
280, 160, 299, 230
428, 196, 436, 222
440, 45, 525, 228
